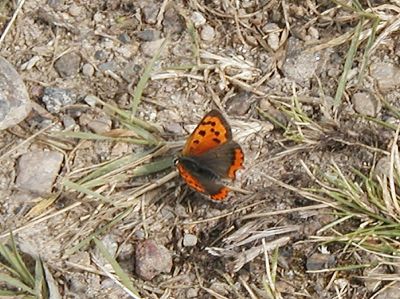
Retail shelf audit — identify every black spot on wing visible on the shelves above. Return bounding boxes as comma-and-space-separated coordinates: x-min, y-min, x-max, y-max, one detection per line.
212, 138, 221, 144
198, 130, 206, 137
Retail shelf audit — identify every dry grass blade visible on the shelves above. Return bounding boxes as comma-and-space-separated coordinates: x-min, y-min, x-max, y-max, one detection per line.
93, 238, 141, 298
65, 206, 135, 255
262, 244, 282, 299
0, 0, 26, 46
52, 131, 154, 145
131, 38, 168, 115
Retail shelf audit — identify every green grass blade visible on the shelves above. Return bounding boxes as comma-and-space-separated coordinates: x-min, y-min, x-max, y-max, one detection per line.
93, 238, 141, 297
78, 147, 160, 185
130, 157, 174, 177
131, 38, 168, 115
0, 273, 35, 295
334, 19, 363, 108
9, 232, 35, 287
34, 259, 45, 299
62, 179, 113, 204
96, 98, 160, 133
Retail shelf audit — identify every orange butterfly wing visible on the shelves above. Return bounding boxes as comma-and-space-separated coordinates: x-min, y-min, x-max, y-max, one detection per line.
182, 110, 232, 156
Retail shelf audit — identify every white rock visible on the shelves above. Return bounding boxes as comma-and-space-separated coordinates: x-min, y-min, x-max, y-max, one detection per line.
16, 150, 64, 195
191, 12, 206, 27
201, 25, 215, 41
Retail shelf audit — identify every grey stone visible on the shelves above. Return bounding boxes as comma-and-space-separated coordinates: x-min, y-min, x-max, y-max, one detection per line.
16, 150, 64, 195
98, 61, 117, 72
0, 57, 32, 130
42, 87, 76, 113
87, 116, 112, 134
375, 282, 400, 299
54, 52, 81, 78
47, 0, 64, 10
163, 7, 184, 34
306, 253, 335, 271
226, 91, 251, 115
94, 50, 107, 61
136, 29, 161, 42
62, 115, 75, 129
135, 240, 172, 280
142, 2, 158, 24
118, 33, 131, 44
370, 62, 400, 91
352, 92, 378, 116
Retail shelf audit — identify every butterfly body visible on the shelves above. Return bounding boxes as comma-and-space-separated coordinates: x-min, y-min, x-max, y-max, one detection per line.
176, 110, 244, 201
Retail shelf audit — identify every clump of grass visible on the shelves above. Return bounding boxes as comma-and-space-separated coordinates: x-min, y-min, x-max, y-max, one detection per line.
0, 232, 59, 298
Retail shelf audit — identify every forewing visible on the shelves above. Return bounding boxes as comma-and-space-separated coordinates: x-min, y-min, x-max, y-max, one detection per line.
182, 110, 232, 156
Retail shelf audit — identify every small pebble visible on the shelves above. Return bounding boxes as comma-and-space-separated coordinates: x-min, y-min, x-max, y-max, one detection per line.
352, 92, 378, 116
135, 240, 172, 280
118, 33, 131, 44
306, 253, 335, 271
136, 29, 161, 42
163, 7, 184, 34
94, 50, 107, 61
54, 52, 81, 78
370, 62, 400, 91
82, 63, 94, 77
226, 91, 251, 115
16, 150, 64, 195
191, 11, 206, 27
142, 3, 158, 24
87, 116, 112, 134
183, 234, 197, 247
186, 288, 199, 298
200, 25, 215, 41
62, 115, 76, 129
84, 94, 98, 107
47, 0, 64, 10
42, 87, 76, 113
267, 33, 280, 51
68, 3, 81, 17
141, 38, 165, 57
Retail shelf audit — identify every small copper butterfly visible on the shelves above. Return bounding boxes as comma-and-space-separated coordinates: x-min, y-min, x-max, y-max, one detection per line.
175, 110, 244, 201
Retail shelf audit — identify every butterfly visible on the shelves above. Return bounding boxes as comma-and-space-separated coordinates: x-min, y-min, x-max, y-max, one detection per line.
175, 109, 244, 201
